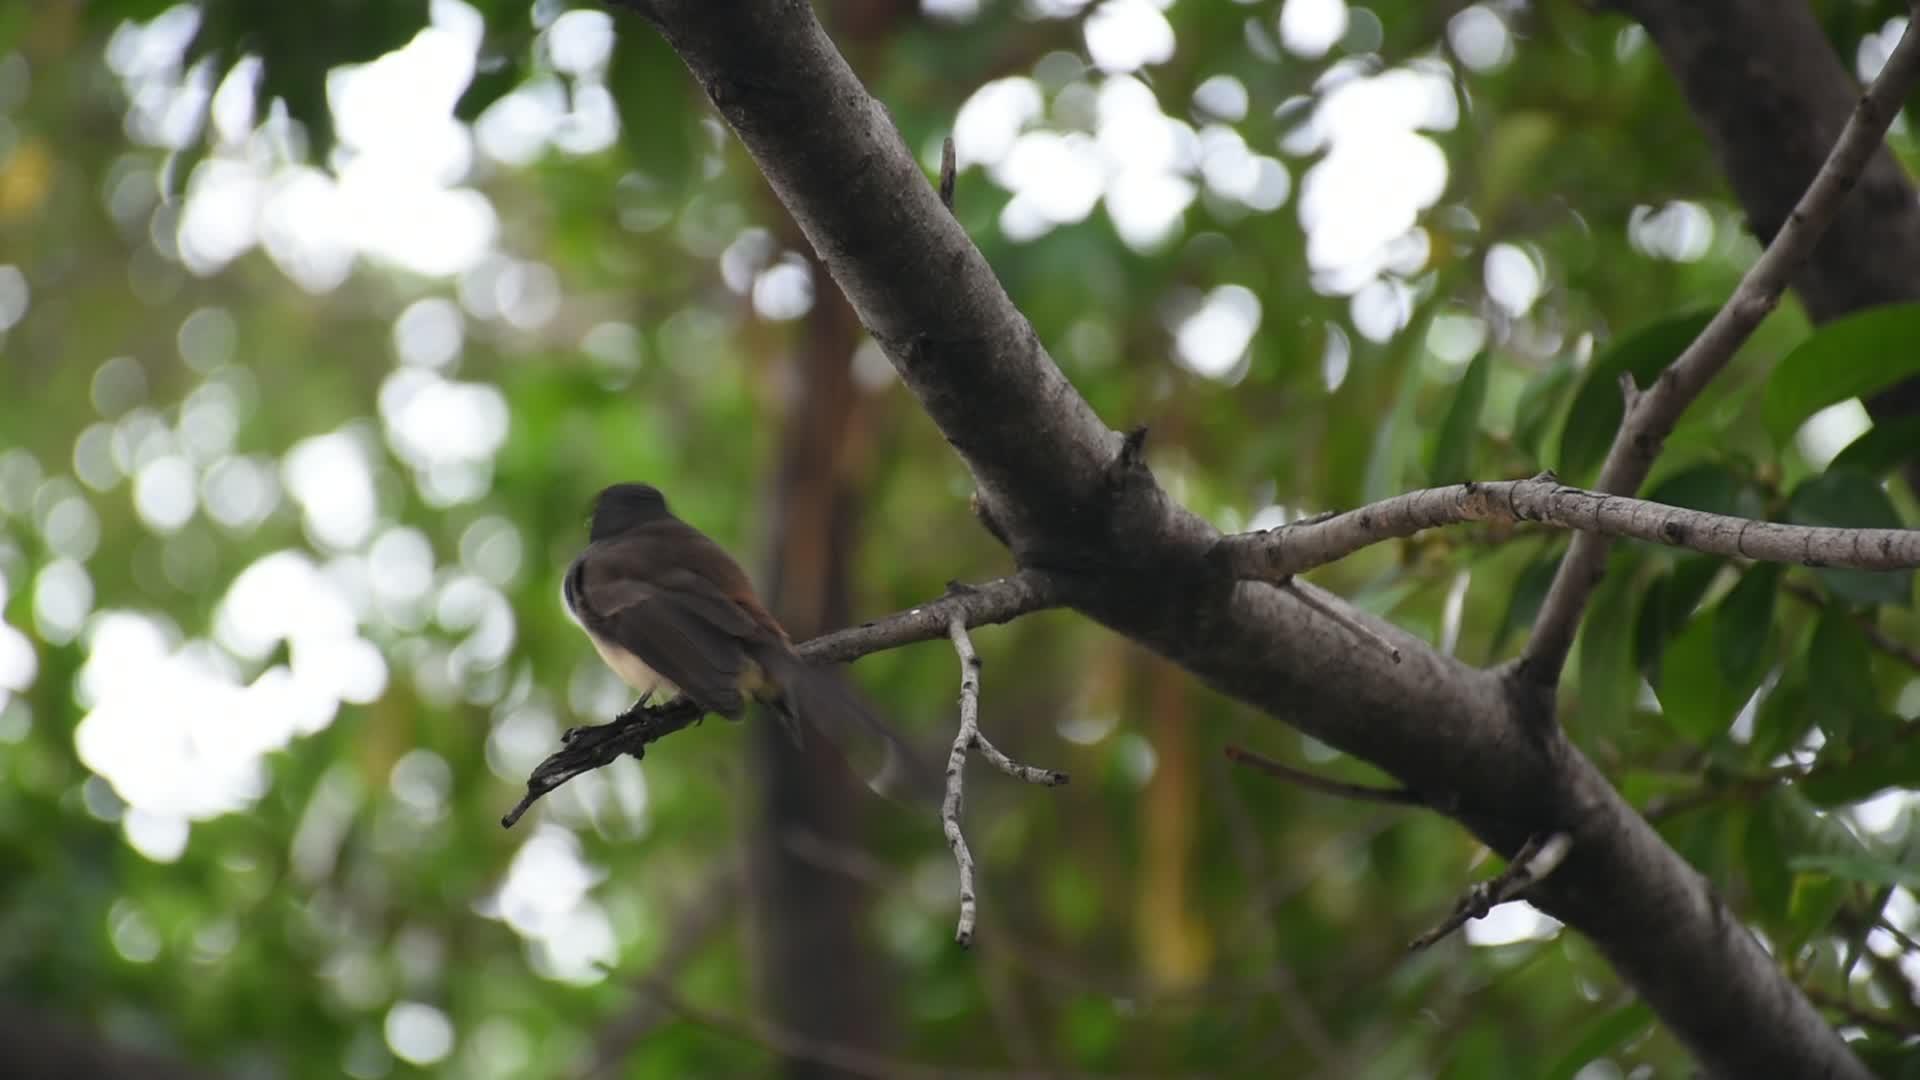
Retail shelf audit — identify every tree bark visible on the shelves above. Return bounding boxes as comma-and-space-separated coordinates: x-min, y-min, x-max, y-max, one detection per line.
612, 1, 1874, 1075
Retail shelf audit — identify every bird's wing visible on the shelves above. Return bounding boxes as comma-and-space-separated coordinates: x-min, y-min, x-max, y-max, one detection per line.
575, 556, 761, 716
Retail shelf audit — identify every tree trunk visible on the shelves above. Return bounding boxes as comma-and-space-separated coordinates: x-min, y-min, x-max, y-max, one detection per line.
743, 249, 893, 1079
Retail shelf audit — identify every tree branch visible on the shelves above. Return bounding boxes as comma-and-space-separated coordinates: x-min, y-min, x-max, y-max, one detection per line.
1621, 0, 1920, 497
1409, 833, 1572, 952
942, 616, 1067, 947
1214, 472, 1920, 581
1519, 13, 1920, 691
598, 2, 1882, 1074
503, 572, 1060, 827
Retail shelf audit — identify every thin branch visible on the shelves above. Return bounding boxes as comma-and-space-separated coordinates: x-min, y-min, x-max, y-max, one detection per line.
1802, 987, 1920, 1038
943, 615, 1068, 947
1224, 745, 1426, 807
1784, 580, 1920, 671
1645, 717, 1920, 821
1215, 472, 1920, 582
1409, 833, 1572, 952
503, 571, 1060, 827
1518, 14, 1920, 691
1280, 579, 1403, 663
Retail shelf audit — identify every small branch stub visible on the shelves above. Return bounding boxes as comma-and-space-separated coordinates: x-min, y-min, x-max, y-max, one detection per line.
943, 614, 1067, 948
938, 135, 956, 210
1409, 832, 1573, 952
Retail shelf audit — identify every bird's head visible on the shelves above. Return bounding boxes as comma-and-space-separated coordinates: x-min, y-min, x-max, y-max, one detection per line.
588, 483, 673, 540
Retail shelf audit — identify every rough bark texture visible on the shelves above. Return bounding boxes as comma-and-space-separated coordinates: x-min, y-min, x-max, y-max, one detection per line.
1624, 0, 1920, 469
613, 1, 1875, 1075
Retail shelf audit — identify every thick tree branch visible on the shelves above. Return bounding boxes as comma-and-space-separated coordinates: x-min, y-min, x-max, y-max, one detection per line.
600, 3, 1878, 1074
1215, 472, 1920, 581
1520, 11, 1920, 690
503, 572, 1059, 827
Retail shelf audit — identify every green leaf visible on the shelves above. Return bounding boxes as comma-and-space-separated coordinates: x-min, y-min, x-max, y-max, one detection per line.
1541, 1003, 1654, 1080
1786, 853, 1920, 891
1429, 351, 1491, 486
1557, 309, 1715, 485
1577, 571, 1639, 734
1829, 415, 1920, 478
1765, 790, 1867, 942
609, 24, 703, 189
1654, 613, 1739, 743
1512, 362, 1576, 464
1644, 463, 1764, 522
1745, 807, 1790, 924
1490, 553, 1561, 657
1787, 467, 1913, 607
1799, 738, 1920, 807
1480, 111, 1560, 219
1763, 303, 1920, 444
1751, 669, 1812, 764
1787, 872, 1851, 943
1805, 610, 1891, 749
1635, 557, 1722, 681
1714, 564, 1779, 687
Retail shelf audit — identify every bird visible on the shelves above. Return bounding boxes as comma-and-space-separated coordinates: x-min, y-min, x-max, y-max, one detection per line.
562, 482, 931, 801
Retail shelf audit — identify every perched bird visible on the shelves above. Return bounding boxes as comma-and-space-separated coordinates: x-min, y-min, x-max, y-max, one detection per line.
563, 482, 930, 800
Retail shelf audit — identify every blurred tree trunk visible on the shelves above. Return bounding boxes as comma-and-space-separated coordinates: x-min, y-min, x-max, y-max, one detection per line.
745, 7, 909, 1071
0, 1002, 214, 1080
743, 248, 892, 1077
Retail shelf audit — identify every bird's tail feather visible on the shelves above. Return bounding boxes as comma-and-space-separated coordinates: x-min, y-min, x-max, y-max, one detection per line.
755, 646, 941, 808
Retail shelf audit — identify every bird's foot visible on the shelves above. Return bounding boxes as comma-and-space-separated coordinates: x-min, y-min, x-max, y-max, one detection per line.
617, 690, 656, 721
561, 691, 656, 746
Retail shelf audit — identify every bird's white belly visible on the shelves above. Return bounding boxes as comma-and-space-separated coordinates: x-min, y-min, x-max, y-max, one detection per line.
588, 631, 681, 697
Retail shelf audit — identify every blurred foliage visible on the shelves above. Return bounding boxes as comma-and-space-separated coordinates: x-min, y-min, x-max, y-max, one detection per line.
1, 0, 1919, 1077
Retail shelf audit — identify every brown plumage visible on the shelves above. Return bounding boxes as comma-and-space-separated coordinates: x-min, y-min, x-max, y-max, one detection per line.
564, 483, 932, 801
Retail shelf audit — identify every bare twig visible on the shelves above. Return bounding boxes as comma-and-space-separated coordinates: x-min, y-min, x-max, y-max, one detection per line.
1644, 717, 1920, 821
1280, 579, 1403, 663
1409, 833, 1572, 952
1802, 986, 1920, 1038
1214, 472, 1920, 582
1224, 746, 1426, 807
1518, 14, 1920, 692
504, 571, 1060, 827
943, 615, 1067, 947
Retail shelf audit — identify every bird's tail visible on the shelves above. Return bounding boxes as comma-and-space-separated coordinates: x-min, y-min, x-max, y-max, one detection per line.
754, 645, 941, 807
